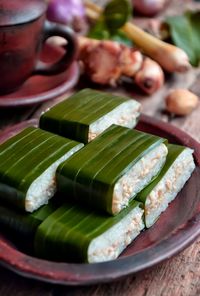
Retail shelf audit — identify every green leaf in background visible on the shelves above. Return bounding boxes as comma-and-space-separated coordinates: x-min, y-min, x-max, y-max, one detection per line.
88, 19, 133, 47
88, 17, 110, 40
104, 0, 131, 32
87, 0, 132, 47
165, 11, 200, 67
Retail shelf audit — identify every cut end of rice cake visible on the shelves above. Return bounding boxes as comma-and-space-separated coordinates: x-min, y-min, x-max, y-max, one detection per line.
25, 144, 83, 213
112, 143, 168, 214
88, 205, 144, 263
88, 100, 141, 142
0, 126, 84, 213
145, 147, 195, 228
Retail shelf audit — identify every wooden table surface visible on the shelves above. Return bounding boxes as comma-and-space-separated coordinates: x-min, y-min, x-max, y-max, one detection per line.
0, 1, 200, 295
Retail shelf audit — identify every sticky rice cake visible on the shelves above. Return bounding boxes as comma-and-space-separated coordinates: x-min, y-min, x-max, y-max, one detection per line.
57, 124, 168, 215
0, 127, 83, 212
136, 144, 195, 228
39, 88, 141, 143
35, 200, 144, 263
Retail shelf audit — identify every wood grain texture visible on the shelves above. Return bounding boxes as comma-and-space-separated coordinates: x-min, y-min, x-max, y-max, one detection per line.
0, 0, 200, 295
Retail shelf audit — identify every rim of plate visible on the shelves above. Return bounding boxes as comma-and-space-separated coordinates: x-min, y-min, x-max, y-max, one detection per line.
0, 62, 79, 108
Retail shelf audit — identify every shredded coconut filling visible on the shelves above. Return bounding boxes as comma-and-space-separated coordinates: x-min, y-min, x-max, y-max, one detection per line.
145, 148, 195, 228
88, 206, 144, 263
25, 144, 83, 212
112, 143, 168, 214
88, 100, 141, 141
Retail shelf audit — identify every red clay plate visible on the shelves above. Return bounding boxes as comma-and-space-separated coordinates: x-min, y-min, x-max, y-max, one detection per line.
0, 114, 200, 285
0, 44, 79, 108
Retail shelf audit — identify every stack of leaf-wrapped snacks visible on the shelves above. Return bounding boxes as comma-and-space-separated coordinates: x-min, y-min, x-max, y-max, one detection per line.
40, 88, 141, 143
136, 144, 195, 228
57, 124, 168, 215
0, 127, 83, 212
0, 89, 196, 263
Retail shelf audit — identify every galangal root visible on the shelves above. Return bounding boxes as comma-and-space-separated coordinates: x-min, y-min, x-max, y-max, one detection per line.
79, 36, 164, 94
49, 35, 164, 94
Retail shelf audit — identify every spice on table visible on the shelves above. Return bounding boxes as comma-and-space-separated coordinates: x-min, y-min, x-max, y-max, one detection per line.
85, 0, 191, 73
78, 36, 143, 86
78, 36, 164, 93
165, 89, 199, 116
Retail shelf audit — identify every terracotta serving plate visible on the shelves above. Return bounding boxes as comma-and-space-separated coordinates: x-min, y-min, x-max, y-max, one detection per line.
0, 115, 200, 285
0, 44, 79, 108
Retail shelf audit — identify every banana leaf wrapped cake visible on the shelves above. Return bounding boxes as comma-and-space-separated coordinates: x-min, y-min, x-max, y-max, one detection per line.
35, 200, 144, 263
136, 144, 195, 228
39, 88, 141, 143
0, 127, 83, 212
57, 124, 168, 215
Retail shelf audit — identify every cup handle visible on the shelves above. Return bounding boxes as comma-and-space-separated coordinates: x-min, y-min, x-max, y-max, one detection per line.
33, 20, 77, 75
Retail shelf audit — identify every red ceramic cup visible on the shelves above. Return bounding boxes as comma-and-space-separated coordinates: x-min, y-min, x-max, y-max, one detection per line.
0, 0, 77, 94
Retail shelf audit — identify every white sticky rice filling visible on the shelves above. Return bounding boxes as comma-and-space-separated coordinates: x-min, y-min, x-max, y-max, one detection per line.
145, 148, 195, 228
88, 100, 141, 141
88, 206, 144, 263
25, 144, 83, 212
112, 143, 168, 214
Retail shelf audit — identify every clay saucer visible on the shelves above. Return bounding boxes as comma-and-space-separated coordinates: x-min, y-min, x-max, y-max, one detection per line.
0, 44, 79, 108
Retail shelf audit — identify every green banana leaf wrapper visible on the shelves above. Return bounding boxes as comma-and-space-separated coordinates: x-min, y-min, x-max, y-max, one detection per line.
39, 88, 140, 144
57, 124, 167, 215
34, 200, 144, 263
0, 127, 83, 212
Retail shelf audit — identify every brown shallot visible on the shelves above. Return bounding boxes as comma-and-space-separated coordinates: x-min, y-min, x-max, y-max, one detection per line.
165, 89, 199, 116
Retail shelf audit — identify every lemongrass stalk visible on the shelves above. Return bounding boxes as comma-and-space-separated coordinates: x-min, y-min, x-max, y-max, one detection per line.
122, 23, 190, 73
85, 7, 99, 21
85, 1, 191, 73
